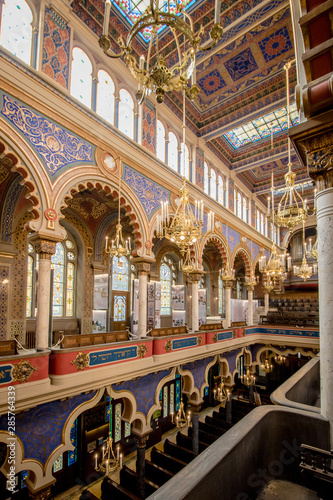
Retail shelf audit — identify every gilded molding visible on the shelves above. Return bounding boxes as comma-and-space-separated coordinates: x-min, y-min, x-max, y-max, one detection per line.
137, 344, 148, 358
197, 335, 203, 346
213, 333, 218, 343
164, 339, 173, 352
70, 351, 89, 371
12, 360, 37, 383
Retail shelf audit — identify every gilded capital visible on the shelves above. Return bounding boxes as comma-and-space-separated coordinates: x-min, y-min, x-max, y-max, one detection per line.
32, 239, 57, 256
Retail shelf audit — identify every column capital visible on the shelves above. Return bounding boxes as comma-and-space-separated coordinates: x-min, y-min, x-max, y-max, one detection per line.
223, 281, 234, 289
28, 234, 62, 258
289, 112, 333, 193
133, 433, 150, 447
131, 257, 154, 275
245, 284, 255, 292
188, 272, 203, 283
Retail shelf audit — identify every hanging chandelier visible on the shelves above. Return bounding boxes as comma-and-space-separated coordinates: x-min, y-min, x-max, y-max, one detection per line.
173, 398, 191, 428
306, 232, 318, 261
260, 353, 274, 374
105, 164, 131, 258
259, 243, 287, 284
157, 178, 204, 254
241, 366, 256, 387
180, 248, 196, 274
213, 378, 231, 406
99, 0, 223, 103
267, 60, 313, 229
262, 274, 275, 293
220, 262, 235, 285
293, 223, 317, 281
95, 397, 120, 475
245, 273, 258, 289
274, 353, 286, 365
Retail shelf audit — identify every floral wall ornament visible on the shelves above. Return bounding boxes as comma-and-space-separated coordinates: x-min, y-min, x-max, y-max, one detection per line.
213, 333, 218, 343
197, 335, 203, 346
70, 351, 89, 371
12, 360, 37, 383
137, 344, 148, 358
164, 339, 173, 352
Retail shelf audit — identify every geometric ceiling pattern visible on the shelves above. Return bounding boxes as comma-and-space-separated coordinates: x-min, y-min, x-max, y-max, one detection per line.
73, 0, 313, 205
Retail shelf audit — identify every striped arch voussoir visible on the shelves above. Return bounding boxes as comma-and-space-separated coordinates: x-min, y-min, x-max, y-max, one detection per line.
233, 248, 252, 278
204, 236, 228, 266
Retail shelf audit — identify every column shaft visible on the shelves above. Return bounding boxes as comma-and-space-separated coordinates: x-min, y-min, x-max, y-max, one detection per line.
191, 410, 199, 455
192, 281, 199, 332
317, 188, 333, 442
247, 289, 254, 325
138, 272, 148, 339
264, 292, 269, 314
36, 256, 52, 349
225, 286, 231, 328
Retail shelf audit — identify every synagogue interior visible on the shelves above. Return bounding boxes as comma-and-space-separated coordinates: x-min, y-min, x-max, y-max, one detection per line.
0, 0, 332, 499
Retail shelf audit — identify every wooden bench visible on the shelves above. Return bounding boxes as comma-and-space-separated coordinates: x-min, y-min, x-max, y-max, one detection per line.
150, 447, 187, 474
164, 439, 197, 463
199, 323, 223, 331
176, 431, 208, 452
149, 326, 188, 337
119, 465, 158, 498
187, 426, 218, 445
60, 330, 130, 348
144, 459, 174, 486
0, 340, 18, 356
101, 477, 140, 500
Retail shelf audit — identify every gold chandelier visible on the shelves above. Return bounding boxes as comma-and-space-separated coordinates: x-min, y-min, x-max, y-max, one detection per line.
95, 397, 120, 475
105, 164, 131, 258
172, 398, 191, 428
241, 366, 256, 387
267, 60, 312, 229
180, 247, 196, 274
213, 378, 231, 406
157, 178, 204, 254
293, 222, 317, 281
220, 262, 235, 285
274, 353, 286, 365
100, 0, 223, 103
259, 243, 287, 284
245, 272, 258, 289
260, 352, 273, 374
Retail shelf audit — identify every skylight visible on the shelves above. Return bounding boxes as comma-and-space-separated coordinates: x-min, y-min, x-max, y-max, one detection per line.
223, 103, 299, 149
112, 0, 193, 41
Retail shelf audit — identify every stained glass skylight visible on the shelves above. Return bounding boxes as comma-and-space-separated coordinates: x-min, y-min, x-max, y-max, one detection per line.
112, 0, 193, 41
223, 103, 299, 149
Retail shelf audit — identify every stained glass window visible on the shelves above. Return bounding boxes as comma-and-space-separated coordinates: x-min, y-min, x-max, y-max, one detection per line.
112, 0, 192, 40
115, 403, 122, 442
224, 102, 299, 149
204, 162, 209, 194
124, 421, 131, 438
170, 383, 174, 414
66, 240, 74, 249
119, 89, 134, 139
242, 196, 248, 223
160, 263, 171, 315
66, 263, 74, 317
156, 120, 165, 162
210, 169, 216, 200
70, 48, 92, 108
114, 295, 126, 321
168, 132, 178, 172
52, 243, 65, 317
112, 256, 129, 291
204, 386, 209, 397
67, 252, 75, 260
53, 454, 63, 473
175, 376, 181, 411
180, 143, 189, 179
163, 386, 168, 418
26, 255, 33, 317
237, 192, 242, 218
97, 69, 115, 125
21, 470, 28, 489
218, 175, 224, 205
0, 0, 33, 65
68, 419, 78, 466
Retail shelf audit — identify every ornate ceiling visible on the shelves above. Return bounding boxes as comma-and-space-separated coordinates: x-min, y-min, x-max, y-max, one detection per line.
72, 0, 314, 206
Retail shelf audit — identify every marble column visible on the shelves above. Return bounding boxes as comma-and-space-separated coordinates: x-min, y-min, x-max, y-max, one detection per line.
264, 291, 270, 315
33, 238, 57, 349
246, 286, 254, 325
137, 264, 149, 339
290, 122, 333, 445
224, 283, 232, 328
190, 273, 202, 332
134, 434, 149, 499
189, 404, 201, 455
317, 187, 333, 443
226, 397, 232, 424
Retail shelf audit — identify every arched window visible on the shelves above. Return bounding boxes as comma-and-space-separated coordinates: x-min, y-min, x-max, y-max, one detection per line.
160, 256, 176, 315
0, 0, 33, 65
96, 69, 115, 125
260, 213, 265, 235
52, 239, 76, 317
156, 120, 165, 162
237, 192, 242, 218
204, 162, 209, 194
70, 47, 92, 108
242, 196, 248, 223
256, 209, 260, 231
119, 89, 134, 139
218, 175, 224, 205
168, 132, 178, 171
210, 169, 216, 199
180, 143, 189, 179
112, 256, 129, 291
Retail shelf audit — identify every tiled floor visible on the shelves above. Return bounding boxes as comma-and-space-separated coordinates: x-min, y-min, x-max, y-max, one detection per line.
54, 405, 216, 500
